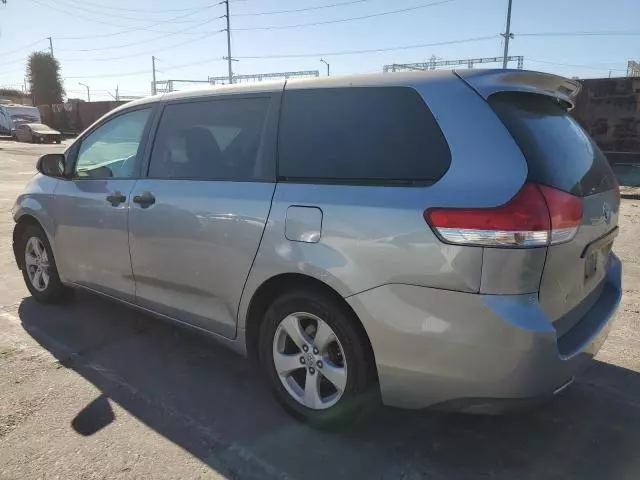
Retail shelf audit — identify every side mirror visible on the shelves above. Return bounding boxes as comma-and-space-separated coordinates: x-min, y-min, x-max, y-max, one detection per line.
36, 154, 66, 178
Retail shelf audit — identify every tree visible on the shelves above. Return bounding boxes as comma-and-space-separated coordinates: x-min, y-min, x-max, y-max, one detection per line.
27, 52, 64, 105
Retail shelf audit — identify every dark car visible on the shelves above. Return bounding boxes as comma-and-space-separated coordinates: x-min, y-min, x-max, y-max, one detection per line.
14, 123, 61, 144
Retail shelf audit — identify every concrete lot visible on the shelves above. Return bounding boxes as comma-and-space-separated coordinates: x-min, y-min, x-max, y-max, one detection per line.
1, 140, 639, 480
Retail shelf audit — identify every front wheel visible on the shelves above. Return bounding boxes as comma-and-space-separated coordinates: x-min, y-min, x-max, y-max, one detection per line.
259, 289, 379, 428
19, 224, 71, 303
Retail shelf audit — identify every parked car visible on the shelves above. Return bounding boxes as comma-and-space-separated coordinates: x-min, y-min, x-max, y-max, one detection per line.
14, 123, 61, 144
11, 70, 622, 427
0, 103, 41, 136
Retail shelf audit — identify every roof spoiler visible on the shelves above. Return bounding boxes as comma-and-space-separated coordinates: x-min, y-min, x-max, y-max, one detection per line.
454, 69, 581, 109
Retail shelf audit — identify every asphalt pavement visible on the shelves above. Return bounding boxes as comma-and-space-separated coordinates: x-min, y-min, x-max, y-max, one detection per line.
1, 140, 640, 479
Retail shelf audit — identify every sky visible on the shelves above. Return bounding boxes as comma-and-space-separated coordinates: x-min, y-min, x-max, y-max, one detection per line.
0, 0, 638, 101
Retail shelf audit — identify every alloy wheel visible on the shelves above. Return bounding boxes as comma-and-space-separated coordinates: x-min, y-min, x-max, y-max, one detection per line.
24, 236, 50, 292
272, 312, 348, 410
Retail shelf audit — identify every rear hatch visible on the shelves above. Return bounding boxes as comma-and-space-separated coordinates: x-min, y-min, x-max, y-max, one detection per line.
487, 90, 619, 330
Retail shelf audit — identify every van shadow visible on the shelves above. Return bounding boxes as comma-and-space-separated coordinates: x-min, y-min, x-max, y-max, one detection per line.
18, 292, 640, 480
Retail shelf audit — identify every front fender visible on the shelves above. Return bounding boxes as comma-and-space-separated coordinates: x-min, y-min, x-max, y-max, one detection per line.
12, 174, 60, 259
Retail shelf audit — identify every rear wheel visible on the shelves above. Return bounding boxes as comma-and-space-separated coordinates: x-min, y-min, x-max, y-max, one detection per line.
19, 224, 71, 303
259, 289, 378, 428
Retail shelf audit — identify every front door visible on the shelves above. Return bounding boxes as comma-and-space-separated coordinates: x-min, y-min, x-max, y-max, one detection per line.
128, 95, 278, 337
53, 107, 153, 302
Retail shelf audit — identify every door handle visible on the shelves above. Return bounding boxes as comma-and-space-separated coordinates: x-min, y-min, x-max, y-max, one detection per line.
133, 191, 156, 208
106, 192, 126, 207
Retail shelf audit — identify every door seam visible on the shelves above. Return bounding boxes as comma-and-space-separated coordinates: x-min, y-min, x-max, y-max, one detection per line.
126, 179, 140, 299
234, 183, 278, 338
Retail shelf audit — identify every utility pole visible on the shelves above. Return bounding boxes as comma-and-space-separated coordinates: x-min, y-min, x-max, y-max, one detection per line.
501, 0, 513, 68
116, 85, 119, 101
224, 0, 233, 84
47, 36, 54, 56
320, 58, 330, 76
152, 56, 157, 95
79, 82, 90, 102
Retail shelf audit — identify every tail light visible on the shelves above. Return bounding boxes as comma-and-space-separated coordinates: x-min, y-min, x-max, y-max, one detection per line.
424, 183, 582, 247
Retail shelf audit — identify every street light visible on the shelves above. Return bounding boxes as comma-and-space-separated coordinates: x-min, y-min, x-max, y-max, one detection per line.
78, 82, 90, 102
320, 58, 330, 77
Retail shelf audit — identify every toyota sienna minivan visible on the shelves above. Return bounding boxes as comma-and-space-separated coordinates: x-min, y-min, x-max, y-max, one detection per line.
12, 70, 622, 426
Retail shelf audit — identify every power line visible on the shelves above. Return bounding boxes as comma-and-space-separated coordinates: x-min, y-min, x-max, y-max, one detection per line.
64, 56, 224, 79
54, 0, 215, 13
235, 35, 498, 59
234, 0, 371, 16
0, 57, 33, 68
51, 0, 221, 24
519, 30, 640, 37
0, 26, 211, 67
59, 30, 225, 62
28, 0, 221, 36
234, 0, 454, 31
2, 39, 47, 57
57, 17, 223, 53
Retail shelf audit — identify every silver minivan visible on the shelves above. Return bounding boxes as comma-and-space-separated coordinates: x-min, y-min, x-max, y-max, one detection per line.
12, 70, 622, 427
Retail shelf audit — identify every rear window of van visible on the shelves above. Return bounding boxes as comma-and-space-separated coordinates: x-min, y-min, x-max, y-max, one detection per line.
489, 92, 616, 197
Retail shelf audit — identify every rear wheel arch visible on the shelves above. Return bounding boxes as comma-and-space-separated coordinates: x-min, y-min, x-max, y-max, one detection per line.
244, 273, 377, 372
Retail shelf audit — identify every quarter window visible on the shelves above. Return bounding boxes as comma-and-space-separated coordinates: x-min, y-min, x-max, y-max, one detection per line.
148, 97, 271, 180
278, 87, 451, 184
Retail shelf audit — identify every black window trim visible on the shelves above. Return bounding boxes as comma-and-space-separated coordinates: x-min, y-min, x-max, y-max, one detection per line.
275, 85, 452, 187
64, 103, 159, 181
277, 176, 438, 187
142, 92, 281, 183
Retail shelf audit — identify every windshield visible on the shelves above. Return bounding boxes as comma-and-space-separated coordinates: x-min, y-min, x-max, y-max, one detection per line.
10, 112, 40, 128
28, 124, 51, 132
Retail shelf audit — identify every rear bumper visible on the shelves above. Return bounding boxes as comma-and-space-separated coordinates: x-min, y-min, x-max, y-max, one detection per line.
346, 254, 622, 411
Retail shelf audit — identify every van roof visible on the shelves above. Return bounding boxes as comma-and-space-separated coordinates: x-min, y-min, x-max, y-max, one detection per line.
112, 68, 577, 114
113, 70, 457, 113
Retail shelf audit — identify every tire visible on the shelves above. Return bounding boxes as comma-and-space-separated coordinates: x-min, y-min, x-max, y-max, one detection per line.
19, 224, 71, 303
259, 289, 379, 428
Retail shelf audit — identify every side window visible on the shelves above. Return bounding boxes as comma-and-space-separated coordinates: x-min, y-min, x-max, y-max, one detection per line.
148, 97, 271, 180
278, 87, 451, 184
74, 108, 151, 179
